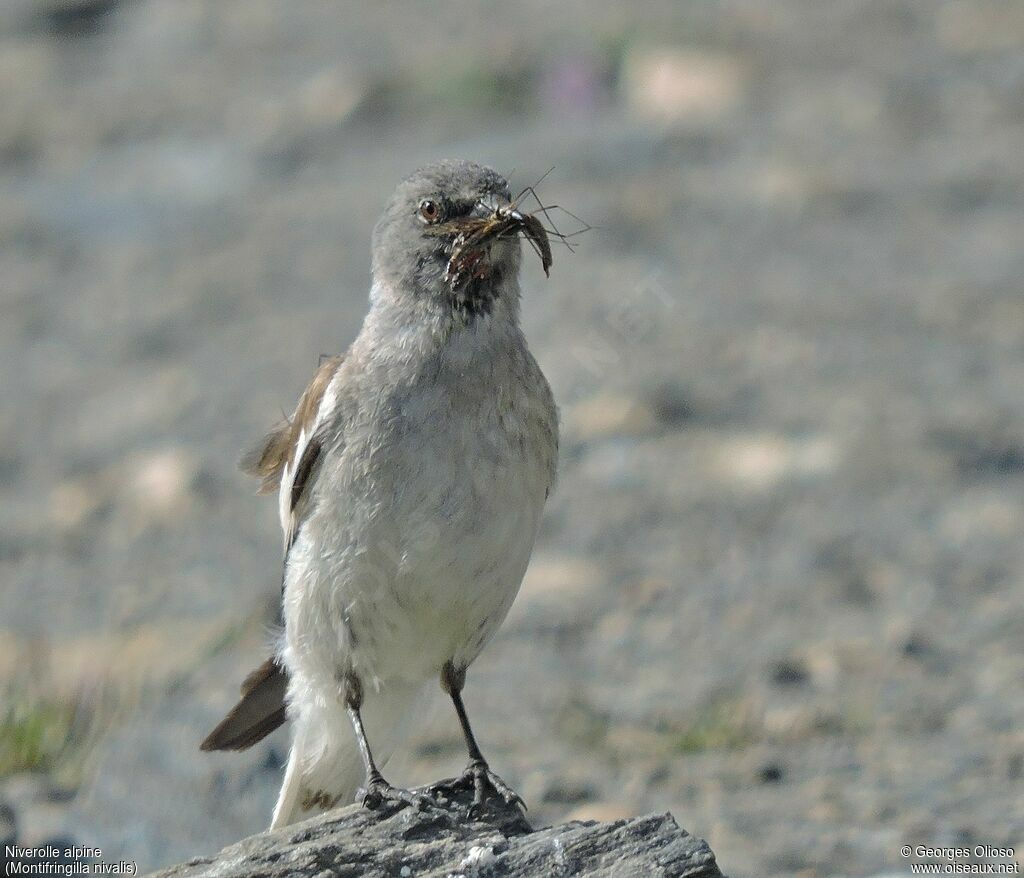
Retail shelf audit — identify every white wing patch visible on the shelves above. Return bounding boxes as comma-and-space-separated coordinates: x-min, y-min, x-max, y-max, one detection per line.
278, 377, 339, 553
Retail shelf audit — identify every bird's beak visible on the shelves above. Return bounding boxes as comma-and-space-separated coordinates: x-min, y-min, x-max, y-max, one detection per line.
471, 196, 519, 221
468, 199, 551, 274
435, 196, 553, 289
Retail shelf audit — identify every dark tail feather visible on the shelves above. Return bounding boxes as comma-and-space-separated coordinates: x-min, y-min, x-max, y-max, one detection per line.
201, 657, 288, 752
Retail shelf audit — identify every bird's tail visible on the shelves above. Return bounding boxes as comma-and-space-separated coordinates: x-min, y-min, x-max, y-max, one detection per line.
270, 678, 425, 830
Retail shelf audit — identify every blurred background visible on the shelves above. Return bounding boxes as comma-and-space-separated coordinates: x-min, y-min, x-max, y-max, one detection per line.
2, 1, 1023, 875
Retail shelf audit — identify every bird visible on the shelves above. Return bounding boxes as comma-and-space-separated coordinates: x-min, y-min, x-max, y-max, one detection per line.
200, 160, 560, 830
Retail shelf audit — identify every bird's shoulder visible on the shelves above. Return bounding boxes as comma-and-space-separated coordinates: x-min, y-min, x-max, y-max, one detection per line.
240, 353, 346, 495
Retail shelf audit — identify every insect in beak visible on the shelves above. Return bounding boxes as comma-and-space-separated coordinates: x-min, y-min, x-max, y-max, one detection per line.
437, 204, 553, 291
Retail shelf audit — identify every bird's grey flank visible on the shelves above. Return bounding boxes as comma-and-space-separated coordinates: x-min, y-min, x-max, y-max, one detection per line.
200, 160, 560, 830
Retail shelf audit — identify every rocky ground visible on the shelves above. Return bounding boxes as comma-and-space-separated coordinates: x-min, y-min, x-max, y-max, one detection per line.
2, 1, 1024, 876
149, 785, 722, 878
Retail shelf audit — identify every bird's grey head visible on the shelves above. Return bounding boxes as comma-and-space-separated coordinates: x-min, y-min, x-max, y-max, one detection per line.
371, 160, 533, 323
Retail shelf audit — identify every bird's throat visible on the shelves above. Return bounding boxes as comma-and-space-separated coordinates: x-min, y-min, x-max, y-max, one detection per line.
448, 262, 505, 321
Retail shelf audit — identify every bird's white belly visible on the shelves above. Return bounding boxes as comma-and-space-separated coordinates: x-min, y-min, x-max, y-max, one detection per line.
358, 462, 542, 683
285, 413, 548, 692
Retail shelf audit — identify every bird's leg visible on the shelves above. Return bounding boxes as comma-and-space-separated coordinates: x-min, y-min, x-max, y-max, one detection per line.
430, 661, 526, 815
344, 673, 429, 812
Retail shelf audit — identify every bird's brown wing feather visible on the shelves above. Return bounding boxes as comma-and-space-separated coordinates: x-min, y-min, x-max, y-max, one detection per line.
285, 431, 323, 552
240, 354, 345, 495
200, 657, 287, 751
202, 355, 345, 753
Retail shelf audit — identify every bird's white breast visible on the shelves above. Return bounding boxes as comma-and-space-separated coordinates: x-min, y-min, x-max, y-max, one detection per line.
282, 323, 556, 693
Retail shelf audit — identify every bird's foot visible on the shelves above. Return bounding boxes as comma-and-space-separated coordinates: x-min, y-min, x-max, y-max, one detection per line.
359, 772, 432, 812
430, 759, 526, 817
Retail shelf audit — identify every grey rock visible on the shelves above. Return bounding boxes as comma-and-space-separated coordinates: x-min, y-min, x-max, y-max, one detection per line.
147, 785, 722, 878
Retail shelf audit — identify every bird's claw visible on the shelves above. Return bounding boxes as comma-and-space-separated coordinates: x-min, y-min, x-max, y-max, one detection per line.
431, 759, 526, 815
359, 775, 432, 812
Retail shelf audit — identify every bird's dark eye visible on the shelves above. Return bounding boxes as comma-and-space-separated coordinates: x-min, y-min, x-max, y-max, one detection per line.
418, 200, 441, 223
